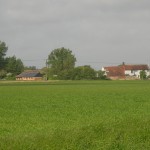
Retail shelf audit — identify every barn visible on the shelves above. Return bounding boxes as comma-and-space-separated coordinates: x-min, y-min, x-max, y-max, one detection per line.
16, 70, 43, 81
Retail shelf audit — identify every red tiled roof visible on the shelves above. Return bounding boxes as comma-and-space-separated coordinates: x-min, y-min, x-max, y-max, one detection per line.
104, 64, 149, 78
104, 66, 125, 77
124, 65, 149, 70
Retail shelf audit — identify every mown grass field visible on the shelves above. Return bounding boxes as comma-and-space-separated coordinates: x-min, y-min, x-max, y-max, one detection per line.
0, 80, 150, 150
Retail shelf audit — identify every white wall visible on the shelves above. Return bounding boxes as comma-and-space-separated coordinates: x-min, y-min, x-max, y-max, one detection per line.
101, 67, 107, 75
101, 67, 105, 71
125, 70, 149, 78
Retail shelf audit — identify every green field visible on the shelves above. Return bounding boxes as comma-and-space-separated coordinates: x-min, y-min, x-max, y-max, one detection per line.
0, 81, 150, 150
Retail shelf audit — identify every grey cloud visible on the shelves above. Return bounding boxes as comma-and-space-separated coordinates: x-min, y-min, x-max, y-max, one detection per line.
0, 0, 150, 68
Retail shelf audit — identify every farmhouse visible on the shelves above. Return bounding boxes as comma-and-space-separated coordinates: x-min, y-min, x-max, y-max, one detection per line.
102, 64, 149, 80
16, 70, 43, 81
102, 66, 125, 80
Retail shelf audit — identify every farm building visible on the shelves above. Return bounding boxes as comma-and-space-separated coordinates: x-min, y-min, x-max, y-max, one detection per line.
102, 64, 149, 80
16, 70, 43, 81
102, 66, 125, 80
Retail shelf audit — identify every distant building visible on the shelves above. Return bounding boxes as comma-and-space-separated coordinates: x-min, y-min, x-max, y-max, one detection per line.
16, 70, 43, 81
102, 64, 149, 80
102, 66, 125, 80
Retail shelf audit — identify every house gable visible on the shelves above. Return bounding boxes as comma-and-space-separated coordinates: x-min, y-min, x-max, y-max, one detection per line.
104, 66, 125, 79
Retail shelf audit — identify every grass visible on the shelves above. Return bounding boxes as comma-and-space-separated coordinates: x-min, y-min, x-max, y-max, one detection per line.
0, 80, 150, 149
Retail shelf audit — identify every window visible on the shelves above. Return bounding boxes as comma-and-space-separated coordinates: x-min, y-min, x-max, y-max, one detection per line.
131, 70, 134, 73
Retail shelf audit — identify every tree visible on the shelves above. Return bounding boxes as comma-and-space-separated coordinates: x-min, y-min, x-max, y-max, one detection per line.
72, 66, 96, 80
24, 66, 36, 70
140, 70, 147, 80
96, 70, 107, 79
47, 47, 76, 79
0, 70, 7, 79
40, 67, 51, 80
16, 58, 24, 75
5, 56, 24, 75
0, 41, 8, 69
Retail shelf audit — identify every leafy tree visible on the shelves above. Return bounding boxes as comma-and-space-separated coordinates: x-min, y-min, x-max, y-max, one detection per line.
5, 56, 24, 75
96, 70, 107, 79
81, 66, 96, 79
140, 70, 147, 80
24, 66, 36, 70
0, 41, 24, 80
58, 69, 73, 80
47, 47, 76, 79
40, 67, 51, 80
0, 41, 8, 69
16, 59, 24, 75
72, 66, 96, 80
71, 67, 83, 80
0, 70, 7, 79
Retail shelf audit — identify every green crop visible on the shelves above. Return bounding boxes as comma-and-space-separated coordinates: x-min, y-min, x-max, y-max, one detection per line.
0, 80, 150, 149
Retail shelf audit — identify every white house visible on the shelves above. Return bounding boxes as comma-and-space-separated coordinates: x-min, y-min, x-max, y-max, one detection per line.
102, 64, 150, 80
124, 65, 149, 78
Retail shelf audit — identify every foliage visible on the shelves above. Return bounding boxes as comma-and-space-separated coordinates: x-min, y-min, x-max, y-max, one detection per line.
96, 70, 107, 79
147, 75, 150, 79
0, 41, 24, 80
0, 41, 7, 57
71, 65, 96, 80
140, 70, 147, 80
0, 81, 150, 149
58, 69, 73, 80
0, 70, 7, 79
40, 67, 51, 80
47, 47, 76, 79
5, 73, 16, 80
24, 66, 36, 70
0, 41, 8, 69
5, 56, 24, 75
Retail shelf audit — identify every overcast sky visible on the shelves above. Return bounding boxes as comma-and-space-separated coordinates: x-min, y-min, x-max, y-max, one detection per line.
0, 0, 150, 69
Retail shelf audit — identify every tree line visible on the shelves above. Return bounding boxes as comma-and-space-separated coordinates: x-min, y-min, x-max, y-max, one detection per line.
1, 40, 148, 80
0, 41, 24, 79
44, 47, 106, 80
0, 41, 106, 80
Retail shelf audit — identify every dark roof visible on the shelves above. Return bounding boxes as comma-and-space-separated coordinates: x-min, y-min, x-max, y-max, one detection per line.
16, 70, 42, 78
